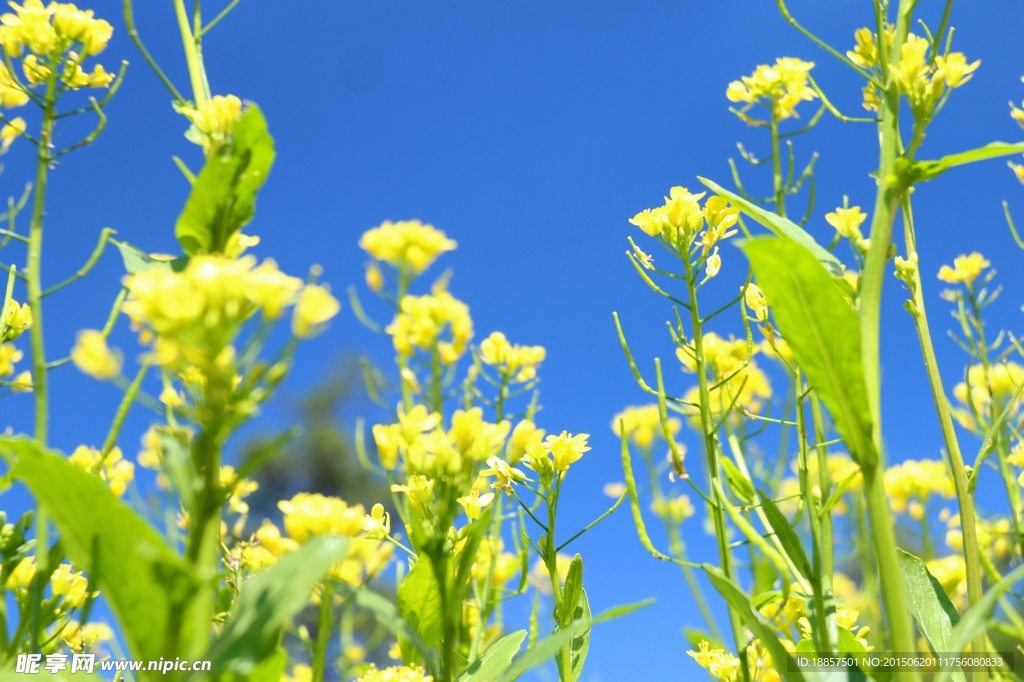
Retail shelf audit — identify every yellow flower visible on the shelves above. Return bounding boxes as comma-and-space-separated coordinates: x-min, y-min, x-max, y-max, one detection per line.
507, 419, 544, 464
651, 494, 694, 525
726, 57, 817, 121
69, 445, 134, 497
10, 369, 31, 392
5, 556, 35, 589
220, 465, 258, 515
59, 621, 113, 652
688, 640, 741, 682
71, 329, 122, 380
744, 283, 769, 322
0, 343, 22, 376
2, 298, 32, 339
360, 219, 456, 275
282, 665, 313, 682
481, 455, 528, 491
291, 284, 340, 339
934, 52, 980, 88
181, 94, 243, 147
952, 362, 1024, 432
278, 493, 365, 543
391, 474, 435, 508
884, 458, 955, 514
254, 520, 299, 557
479, 331, 546, 383
629, 186, 706, 243
363, 503, 390, 540
825, 206, 868, 241
1011, 161, 1024, 186
387, 291, 473, 362
50, 563, 93, 609
0, 62, 28, 107
705, 247, 721, 279
0, 115, 24, 151
356, 665, 433, 682
937, 252, 990, 286
612, 404, 679, 450
365, 261, 384, 292
457, 490, 494, 521
538, 431, 590, 473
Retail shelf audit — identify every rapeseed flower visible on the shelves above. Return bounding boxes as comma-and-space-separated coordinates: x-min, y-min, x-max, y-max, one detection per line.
278, 492, 365, 542
356, 665, 433, 682
69, 445, 134, 497
726, 57, 817, 121
611, 404, 680, 450
937, 252, 990, 287
387, 291, 473, 363
71, 329, 122, 380
479, 331, 546, 383
360, 220, 456, 275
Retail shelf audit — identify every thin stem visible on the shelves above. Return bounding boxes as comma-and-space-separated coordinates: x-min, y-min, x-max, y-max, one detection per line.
901, 198, 984, 633
312, 582, 333, 682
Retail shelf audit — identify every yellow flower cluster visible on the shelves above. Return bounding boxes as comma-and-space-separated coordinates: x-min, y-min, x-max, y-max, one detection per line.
59, 621, 112, 652
524, 431, 591, 475
629, 188, 739, 256
360, 220, 456, 275
726, 57, 817, 121
181, 94, 243, 150
387, 291, 473, 363
374, 404, 511, 479
0, 1, 114, 103
0, 115, 24, 152
50, 562, 92, 609
242, 493, 393, 586
651, 494, 694, 525
612, 404, 680, 450
71, 329, 122, 380
884, 458, 955, 517
356, 665, 433, 682
825, 206, 869, 251
478, 331, 546, 383
1, 298, 31, 341
469, 537, 518, 585
123, 255, 337, 371
945, 514, 1015, 563
69, 445, 134, 497
677, 333, 771, 424
0, 298, 31, 392
688, 640, 741, 682
952, 362, 1024, 432
937, 252, 989, 287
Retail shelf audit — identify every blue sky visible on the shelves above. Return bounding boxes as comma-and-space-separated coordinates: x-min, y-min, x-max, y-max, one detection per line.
3, 0, 1024, 679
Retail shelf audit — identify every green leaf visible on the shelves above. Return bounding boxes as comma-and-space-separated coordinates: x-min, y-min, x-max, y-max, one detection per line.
113, 239, 187, 275
458, 630, 527, 682
699, 176, 843, 276
497, 599, 652, 682
897, 549, 961, 660
934, 564, 1024, 682
911, 141, 1024, 182
704, 565, 806, 682
176, 105, 275, 255
398, 558, 444, 652
203, 536, 349, 678
758, 490, 814, 585
1, 437, 194, 662
721, 456, 755, 504
339, 585, 437, 674
560, 554, 583, 627
740, 237, 877, 468
569, 588, 592, 680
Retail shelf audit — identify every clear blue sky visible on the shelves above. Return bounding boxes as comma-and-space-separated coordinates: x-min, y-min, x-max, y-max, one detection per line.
3, 1, 1024, 679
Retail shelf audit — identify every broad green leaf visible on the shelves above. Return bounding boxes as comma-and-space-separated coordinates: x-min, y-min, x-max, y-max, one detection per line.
934, 563, 1024, 682
569, 588, 592, 680
202, 536, 349, 678
176, 105, 275, 255
721, 456, 755, 504
458, 630, 527, 682
2, 437, 194, 663
758, 490, 814, 585
911, 141, 1024, 182
560, 554, 583, 627
339, 585, 437, 673
704, 565, 806, 682
897, 549, 961, 664
497, 598, 652, 682
699, 177, 843, 276
398, 558, 444, 653
740, 237, 877, 468
113, 239, 187, 275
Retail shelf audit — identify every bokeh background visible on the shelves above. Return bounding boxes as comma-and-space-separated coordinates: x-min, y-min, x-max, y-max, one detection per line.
3, 0, 1024, 679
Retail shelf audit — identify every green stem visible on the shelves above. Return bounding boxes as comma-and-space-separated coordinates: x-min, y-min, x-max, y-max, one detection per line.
312, 582, 333, 682
770, 112, 786, 218
683, 258, 747, 676
543, 481, 572, 681
900, 199, 984, 626
26, 75, 57, 652
173, 0, 209, 105
856, 1, 920, 673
